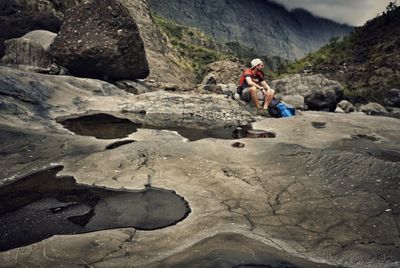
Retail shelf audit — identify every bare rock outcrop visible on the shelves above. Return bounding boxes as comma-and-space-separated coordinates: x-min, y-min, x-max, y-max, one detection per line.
50, 0, 149, 80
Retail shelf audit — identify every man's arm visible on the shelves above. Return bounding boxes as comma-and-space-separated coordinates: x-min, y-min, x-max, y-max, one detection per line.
260, 80, 272, 91
245, 76, 263, 89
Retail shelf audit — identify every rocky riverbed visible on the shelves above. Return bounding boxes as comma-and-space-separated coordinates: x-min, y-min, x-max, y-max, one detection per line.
0, 66, 399, 268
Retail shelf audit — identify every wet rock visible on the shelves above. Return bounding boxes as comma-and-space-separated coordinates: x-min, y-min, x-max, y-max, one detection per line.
50, 0, 149, 80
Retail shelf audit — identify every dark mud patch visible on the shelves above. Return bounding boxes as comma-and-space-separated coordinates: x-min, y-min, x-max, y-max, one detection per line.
0, 166, 191, 251
351, 134, 380, 141
232, 142, 245, 148
311, 122, 327, 129
57, 113, 274, 141
105, 139, 136, 150
146, 233, 340, 268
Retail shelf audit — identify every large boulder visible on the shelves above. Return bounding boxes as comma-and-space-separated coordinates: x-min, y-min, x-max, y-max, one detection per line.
271, 74, 344, 111
50, 0, 149, 80
2, 30, 56, 71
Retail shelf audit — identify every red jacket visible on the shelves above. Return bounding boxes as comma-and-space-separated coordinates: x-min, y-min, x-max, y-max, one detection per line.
239, 69, 265, 88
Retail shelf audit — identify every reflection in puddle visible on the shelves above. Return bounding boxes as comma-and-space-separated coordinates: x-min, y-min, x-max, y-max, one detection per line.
57, 113, 275, 141
58, 113, 141, 139
0, 167, 191, 251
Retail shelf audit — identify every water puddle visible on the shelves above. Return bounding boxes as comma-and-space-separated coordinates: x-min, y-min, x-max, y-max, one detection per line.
58, 113, 141, 139
0, 166, 191, 251
57, 113, 276, 141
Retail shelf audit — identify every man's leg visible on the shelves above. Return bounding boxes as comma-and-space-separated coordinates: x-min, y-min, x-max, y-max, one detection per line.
263, 88, 275, 110
249, 86, 261, 109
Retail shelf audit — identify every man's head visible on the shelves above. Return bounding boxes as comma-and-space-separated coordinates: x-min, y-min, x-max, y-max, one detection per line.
251, 58, 264, 70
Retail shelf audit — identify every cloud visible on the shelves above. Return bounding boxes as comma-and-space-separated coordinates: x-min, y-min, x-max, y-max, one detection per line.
273, 0, 393, 26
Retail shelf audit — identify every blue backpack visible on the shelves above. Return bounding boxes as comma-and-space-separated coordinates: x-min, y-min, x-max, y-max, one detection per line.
268, 98, 295, 118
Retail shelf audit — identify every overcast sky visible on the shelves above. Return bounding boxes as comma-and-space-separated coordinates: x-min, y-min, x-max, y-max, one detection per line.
273, 0, 394, 26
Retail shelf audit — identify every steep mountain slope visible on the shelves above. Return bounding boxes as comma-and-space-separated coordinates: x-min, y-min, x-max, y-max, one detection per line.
287, 5, 400, 102
148, 0, 352, 60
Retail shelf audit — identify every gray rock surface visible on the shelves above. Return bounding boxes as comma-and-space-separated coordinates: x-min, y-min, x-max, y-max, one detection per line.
148, 0, 352, 59
0, 66, 399, 268
360, 102, 389, 115
2, 30, 56, 71
282, 94, 305, 109
50, 0, 149, 80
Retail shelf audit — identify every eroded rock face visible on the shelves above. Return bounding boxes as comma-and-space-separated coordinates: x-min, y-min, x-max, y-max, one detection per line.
50, 0, 149, 80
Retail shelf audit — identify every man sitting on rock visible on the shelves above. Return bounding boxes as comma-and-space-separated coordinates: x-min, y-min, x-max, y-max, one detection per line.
238, 58, 275, 114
